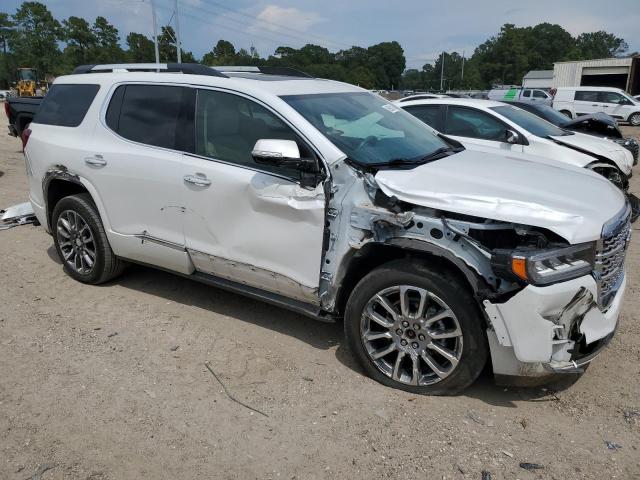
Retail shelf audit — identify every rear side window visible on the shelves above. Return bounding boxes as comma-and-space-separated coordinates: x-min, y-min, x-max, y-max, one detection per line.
33, 84, 99, 127
575, 91, 599, 102
106, 84, 195, 151
403, 105, 442, 130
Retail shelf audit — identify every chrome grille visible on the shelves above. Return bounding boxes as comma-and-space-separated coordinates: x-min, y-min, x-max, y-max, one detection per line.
595, 213, 631, 309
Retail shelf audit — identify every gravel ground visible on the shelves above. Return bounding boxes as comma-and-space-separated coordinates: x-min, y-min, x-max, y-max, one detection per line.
1, 115, 639, 480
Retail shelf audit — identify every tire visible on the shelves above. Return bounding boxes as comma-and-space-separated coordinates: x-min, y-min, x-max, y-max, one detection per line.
560, 110, 572, 119
52, 193, 125, 284
628, 112, 640, 127
344, 259, 488, 395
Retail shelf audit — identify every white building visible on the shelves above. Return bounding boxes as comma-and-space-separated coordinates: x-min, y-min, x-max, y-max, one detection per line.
522, 70, 553, 89
552, 56, 640, 94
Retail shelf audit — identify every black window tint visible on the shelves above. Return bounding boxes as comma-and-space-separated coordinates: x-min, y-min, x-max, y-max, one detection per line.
445, 106, 506, 141
111, 84, 193, 150
403, 105, 441, 130
575, 91, 599, 102
532, 90, 547, 98
195, 89, 313, 178
33, 84, 99, 127
522, 90, 531, 98
599, 91, 627, 104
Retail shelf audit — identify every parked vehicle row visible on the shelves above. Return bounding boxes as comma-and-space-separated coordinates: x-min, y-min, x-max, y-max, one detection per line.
553, 87, 640, 126
19, 63, 635, 395
396, 98, 635, 191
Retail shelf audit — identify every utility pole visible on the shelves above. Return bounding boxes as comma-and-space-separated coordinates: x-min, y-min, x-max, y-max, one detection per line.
150, 0, 160, 66
439, 51, 445, 91
174, 0, 182, 63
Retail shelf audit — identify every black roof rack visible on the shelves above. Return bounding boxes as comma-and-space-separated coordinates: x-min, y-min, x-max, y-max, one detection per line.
72, 63, 228, 77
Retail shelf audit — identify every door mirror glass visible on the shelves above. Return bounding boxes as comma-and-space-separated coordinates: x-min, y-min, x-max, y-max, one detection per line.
505, 129, 519, 144
252, 139, 301, 165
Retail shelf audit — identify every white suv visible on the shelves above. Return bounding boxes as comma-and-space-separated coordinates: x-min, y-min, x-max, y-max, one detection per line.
23, 63, 631, 394
553, 86, 640, 126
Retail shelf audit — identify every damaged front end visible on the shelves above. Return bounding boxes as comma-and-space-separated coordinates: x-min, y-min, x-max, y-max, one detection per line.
320, 158, 631, 383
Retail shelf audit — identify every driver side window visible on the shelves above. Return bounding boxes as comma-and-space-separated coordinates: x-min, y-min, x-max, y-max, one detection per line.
599, 92, 628, 105
195, 89, 315, 178
444, 106, 506, 141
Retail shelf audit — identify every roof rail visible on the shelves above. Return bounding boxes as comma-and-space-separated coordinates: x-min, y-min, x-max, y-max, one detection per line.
72, 63, 228, 78
214, 65, 313, 78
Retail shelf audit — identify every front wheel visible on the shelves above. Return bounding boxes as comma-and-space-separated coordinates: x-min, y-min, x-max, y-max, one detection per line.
344, 260, 488, 395
560, 110, 572, 118
628, 112, 640, 126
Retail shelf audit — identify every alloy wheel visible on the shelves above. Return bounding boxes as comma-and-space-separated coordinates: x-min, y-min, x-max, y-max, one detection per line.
360, 285, 463, 386
56, 210, 97, 275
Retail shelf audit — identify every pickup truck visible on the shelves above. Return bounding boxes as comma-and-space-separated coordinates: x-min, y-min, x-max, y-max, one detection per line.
4, 95, 42, 137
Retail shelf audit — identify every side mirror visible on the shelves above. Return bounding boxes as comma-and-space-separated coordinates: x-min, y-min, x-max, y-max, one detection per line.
251, 139, 320, 189
252, 139, 301, 165
505, 129, 519, 144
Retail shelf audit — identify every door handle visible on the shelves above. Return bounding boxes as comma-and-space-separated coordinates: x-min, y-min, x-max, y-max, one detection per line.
85, 155, 107, 167
183, 173, 211, 187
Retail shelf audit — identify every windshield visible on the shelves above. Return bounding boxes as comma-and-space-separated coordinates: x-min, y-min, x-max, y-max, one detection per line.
18, 69, 36, 81
281, 92, 450, 166
491, 105, 570, 137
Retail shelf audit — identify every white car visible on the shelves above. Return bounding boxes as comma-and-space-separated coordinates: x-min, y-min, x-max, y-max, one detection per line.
23, 63, 631, 394
397, 98, 634, 190
553, 86, 640, 126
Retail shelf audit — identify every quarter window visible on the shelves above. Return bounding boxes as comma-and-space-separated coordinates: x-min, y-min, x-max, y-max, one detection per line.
33, 84, 99, 127
106, 84, 194, 151
195, 89, 314, 177
444, 106, 506, 141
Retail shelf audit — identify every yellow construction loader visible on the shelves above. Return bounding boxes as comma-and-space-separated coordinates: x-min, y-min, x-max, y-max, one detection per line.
12, 68, 47, 97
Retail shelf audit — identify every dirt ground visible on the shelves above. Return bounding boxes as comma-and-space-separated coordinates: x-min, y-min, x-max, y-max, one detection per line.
0, 114, 639, 480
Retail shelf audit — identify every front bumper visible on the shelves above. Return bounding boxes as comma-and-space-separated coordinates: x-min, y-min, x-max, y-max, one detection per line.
483, 273, 626, 379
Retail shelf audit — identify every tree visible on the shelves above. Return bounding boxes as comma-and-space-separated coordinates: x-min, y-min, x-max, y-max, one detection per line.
62, 16, 95, 66
202, 39, 236, 65
367, 41, 405, 89
0, 12, 16, 87
126, 32, 155, 62
91, 16, 124, 63
576, 31, 628, 59
10, 2, 62, 76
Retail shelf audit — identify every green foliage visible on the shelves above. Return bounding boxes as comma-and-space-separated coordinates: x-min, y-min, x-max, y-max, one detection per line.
0, 2, 632, 92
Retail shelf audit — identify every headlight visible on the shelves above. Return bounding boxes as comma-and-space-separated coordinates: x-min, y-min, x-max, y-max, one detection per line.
511, 243, 596, 285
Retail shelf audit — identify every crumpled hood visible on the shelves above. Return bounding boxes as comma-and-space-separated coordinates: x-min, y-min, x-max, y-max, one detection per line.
375, 149, 626, 244
549, 132, 633, 174
562, 112, 622, 138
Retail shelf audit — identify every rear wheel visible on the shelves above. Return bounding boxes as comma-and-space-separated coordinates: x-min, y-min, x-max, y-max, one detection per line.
52, 194, 124, 284
560, 110, 572, 118
629, 112, 640, 126
344, 260, 488, 395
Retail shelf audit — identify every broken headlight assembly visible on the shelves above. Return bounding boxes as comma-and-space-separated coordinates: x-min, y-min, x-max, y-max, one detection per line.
509, 243, 596, 286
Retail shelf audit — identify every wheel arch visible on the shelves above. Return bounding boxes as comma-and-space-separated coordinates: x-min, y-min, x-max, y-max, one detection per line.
334, 240, 490, 321
43, 167, 110, 233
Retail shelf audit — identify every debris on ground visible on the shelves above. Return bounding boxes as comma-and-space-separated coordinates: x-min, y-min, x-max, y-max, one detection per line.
27, 463, 56, 480
501, 450, 514, 458
481, 470, 492, 480
0, 201, 37, 231
605, 441, 622, 451
623, 409, 640, 422
519, 462, 544, 471
107, 332, 118, 338
170, 345, 179, 351
204, 362, 268, 417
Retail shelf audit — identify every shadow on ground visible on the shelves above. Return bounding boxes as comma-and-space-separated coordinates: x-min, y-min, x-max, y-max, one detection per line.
45, 246, 584, 405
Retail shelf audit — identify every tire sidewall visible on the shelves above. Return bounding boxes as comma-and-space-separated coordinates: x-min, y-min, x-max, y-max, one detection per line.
344, 260, 488, 395
52, 195, 109, 284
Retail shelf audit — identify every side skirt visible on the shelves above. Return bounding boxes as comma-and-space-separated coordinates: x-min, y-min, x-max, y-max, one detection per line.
119, 257, 335, 323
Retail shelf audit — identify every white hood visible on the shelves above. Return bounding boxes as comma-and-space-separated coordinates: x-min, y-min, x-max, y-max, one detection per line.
375, 149, 626, 244
549, 132, 633, 175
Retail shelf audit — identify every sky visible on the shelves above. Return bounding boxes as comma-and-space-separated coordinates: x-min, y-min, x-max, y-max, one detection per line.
6, 0, 640, 68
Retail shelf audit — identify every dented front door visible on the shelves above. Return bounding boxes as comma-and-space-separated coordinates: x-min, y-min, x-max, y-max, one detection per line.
180, 88, 326, 303
180, 157, 325, 303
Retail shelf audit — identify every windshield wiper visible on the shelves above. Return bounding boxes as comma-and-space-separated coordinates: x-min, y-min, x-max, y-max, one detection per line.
368, 146, 463, 168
